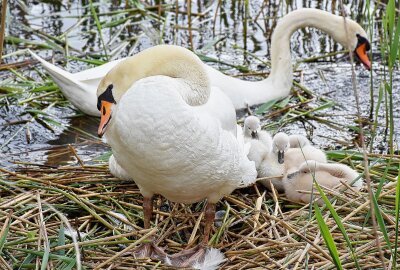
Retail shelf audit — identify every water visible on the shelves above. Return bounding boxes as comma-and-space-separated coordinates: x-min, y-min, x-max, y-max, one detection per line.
0, 0, 398, 168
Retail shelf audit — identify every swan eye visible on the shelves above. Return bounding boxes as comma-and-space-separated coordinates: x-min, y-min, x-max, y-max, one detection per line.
356, 34, 370, 51
97, 84, 116, 111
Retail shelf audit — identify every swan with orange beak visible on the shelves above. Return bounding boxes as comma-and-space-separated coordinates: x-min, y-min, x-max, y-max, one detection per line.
96, 45, 256, 267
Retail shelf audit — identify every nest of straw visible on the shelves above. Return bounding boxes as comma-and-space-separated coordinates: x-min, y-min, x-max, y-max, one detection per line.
0, 151, 398, 269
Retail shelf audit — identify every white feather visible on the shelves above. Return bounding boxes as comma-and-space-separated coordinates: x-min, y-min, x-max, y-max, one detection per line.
192, 248, 225, 270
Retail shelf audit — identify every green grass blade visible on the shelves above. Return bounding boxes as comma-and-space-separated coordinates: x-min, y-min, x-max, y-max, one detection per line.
314, 203, 343, 270
392, 168, 400, 269
17, 254, 36, 270
371, 193, 392, 250
89, 0, 108, 60
389, 17, 400, 68
57, 223, 66, 256
0, 212, 11, 254
314, 182, 361, 269
40, 246, 50, 270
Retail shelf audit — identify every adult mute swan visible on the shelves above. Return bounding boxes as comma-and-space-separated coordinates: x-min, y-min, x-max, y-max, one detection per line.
96, 44, 257, 266
283, 160, 363, 205
29, 8, 371, 116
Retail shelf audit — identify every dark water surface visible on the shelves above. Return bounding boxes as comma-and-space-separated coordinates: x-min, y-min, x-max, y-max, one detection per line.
0, 0, 398, 168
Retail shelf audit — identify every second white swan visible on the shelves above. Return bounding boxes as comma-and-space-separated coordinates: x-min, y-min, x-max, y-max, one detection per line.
30, 8, 371, 116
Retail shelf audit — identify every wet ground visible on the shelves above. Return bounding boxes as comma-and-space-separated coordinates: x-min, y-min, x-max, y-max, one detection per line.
0, 0, 399, 168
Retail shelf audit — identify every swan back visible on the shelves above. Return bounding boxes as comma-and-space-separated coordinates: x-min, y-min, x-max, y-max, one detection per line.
28, 50, 100, 116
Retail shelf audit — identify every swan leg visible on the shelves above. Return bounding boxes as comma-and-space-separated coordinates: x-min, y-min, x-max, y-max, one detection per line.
134, 197, 168, 261
169, 203, 216, 267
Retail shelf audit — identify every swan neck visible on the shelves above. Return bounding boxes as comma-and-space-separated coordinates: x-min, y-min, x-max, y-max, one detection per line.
270, 9, 347, 79
110, 45, 210, 105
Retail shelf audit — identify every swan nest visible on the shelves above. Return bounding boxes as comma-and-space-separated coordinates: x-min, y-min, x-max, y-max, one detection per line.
0, 150, 398, 269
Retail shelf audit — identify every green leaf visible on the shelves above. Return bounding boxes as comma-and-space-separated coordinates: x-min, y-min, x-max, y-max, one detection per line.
275, 96, 291, 108
254, 98, 279, 114
314, 203, 343, 270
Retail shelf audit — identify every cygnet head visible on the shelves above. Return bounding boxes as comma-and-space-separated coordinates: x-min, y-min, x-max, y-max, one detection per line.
297, 160, 319, 173
244, 116, 261, 139
272, 132, 290, 164
285, 160, 318, 180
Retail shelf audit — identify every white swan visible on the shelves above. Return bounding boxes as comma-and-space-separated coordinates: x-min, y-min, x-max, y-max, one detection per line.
96, 45, 256, 266
29, 8, 371, 116
283, 160, 363, 205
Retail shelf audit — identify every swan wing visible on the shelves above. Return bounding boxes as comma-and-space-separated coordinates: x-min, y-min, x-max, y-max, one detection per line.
28, 50, 100, 116
109, 76, 257, 203
193, 86, 237, 136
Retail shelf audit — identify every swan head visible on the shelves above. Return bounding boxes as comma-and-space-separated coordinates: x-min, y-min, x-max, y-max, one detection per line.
272, 132, 290, 164
336, 19, 371, 70
244, 116, 261, 139
96, 45, 211, 137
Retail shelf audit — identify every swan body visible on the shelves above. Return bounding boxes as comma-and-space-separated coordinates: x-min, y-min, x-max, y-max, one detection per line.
95, 45, 256, 265
108, 77, 255, 203
30, 9, 371, 116
283, 160, 363, 204
108, 154, 131, 180
100, 45, 256, 203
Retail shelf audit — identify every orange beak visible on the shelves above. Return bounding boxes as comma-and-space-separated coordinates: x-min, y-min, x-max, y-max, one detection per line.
355, 43, 371, 70
98, 100, 113, 137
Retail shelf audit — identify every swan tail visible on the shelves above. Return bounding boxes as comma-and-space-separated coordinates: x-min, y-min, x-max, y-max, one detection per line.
29, 50, 83, 86
28, 50, 100, 116
192, 248, 225, 270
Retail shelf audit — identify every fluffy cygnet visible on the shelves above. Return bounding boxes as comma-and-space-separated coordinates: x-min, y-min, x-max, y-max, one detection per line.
283, 160, 363, 205
243, 116, 273, 168
288, 134, 310, 148
284, 144, 327, 174
258, 132, 289, 192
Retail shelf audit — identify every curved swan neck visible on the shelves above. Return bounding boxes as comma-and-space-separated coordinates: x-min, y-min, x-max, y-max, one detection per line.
101, 45, 210, 106
270, 8, 358, 81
